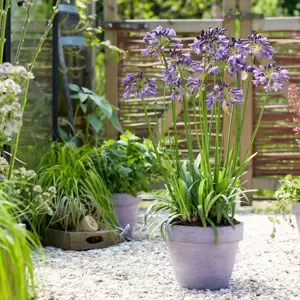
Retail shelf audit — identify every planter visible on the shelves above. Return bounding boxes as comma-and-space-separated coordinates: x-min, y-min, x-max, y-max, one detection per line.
292, 202, 300, 234
166, 222, 244, 290
112, 193, 141, 237
45, 228, 119, 250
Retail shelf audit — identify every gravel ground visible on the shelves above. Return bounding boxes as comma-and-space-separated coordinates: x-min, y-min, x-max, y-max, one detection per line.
34, 211, 300, 300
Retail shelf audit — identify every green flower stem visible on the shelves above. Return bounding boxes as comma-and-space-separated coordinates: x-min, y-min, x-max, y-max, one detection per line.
236, 94, 269, 178
14, 2, 33, 64
8, 2, 60, 179
0, 0, 10, 63
161, 54, 180, 165
141, 97, 174, 197
214, 104, 221, 182
182, 96, 194, 174
192, 97, 201, 150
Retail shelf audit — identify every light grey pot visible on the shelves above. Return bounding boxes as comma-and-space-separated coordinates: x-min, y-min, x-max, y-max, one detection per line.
292, 202, 300, 234
112, 193, 141, 237
166, 222, 244, 290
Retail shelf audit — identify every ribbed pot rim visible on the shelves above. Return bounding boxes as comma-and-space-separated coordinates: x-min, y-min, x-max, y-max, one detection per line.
111, 193, 141, 207
166, 222, 244, 245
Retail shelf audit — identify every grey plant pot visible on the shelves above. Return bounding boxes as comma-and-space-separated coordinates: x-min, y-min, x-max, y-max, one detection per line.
292, 202, 300, 234
112, 193, 141, 237
166, 222, 244, 290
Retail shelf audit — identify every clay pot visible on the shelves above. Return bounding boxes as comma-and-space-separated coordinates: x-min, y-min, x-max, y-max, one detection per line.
166, 222, 244, 290
112, 193, 141, 237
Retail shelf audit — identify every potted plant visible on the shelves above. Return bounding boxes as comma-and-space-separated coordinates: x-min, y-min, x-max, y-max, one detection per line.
29, 142, 119, 250
90, 131, 161, 237
270, 175, 300, 236
123, 26, 289, 289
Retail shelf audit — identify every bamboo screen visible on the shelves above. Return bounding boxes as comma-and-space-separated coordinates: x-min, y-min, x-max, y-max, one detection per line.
253, 30, 300, 176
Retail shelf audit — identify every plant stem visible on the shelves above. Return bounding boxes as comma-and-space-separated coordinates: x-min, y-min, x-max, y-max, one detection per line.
0, 0, 10, 63
14, 1, 33, 64
8, 2, 60, 179
236, 94, 269, 178
182, 96, 194, 175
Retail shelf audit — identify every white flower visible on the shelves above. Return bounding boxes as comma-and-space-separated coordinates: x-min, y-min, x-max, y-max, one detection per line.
4, 119, 19, 136
48, 186, 57, 194
33, 185, 42, 193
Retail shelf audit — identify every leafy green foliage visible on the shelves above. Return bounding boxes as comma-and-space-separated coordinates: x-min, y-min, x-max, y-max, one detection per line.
0, 186, 41, 300
145, 154, 248, 243
268, 175, 299, 238
60, 84, 122, 145
31, 142, 118, 235
90, 131, 162, 196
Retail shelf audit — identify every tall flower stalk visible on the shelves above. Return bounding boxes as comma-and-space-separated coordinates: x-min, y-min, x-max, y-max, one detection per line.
123, 27, 289, 241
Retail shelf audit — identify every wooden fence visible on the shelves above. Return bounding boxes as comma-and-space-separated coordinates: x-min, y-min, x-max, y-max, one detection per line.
103, 0, 300, 195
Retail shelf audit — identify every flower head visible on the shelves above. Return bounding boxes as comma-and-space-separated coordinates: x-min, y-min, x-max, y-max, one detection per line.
190, 27, 229, 56
122, 72, 157, 99
206, 82, 243, 110
247, 33, 274, 59
253, 62, 289, 91
141, 26, 182, 57
162, 49, 203, 100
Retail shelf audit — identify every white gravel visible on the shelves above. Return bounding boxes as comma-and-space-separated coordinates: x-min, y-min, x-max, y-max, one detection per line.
34, 211, 300, 300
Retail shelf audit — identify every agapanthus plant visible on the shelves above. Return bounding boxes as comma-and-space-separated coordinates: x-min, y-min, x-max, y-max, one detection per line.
122, 26, 289, 241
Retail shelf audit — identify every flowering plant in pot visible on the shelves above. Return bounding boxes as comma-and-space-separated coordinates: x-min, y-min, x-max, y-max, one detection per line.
90, 131, 162, 237
122, 26, 289, 290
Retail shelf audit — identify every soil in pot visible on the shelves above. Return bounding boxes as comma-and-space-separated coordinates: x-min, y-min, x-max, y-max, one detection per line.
112, 193, 141, 237
166, 222, 244, 290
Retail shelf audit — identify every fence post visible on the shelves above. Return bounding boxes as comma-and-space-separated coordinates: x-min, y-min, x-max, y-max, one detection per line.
222, 0, 236, 160
240, 0, 254, 200
104, 0, 118, 139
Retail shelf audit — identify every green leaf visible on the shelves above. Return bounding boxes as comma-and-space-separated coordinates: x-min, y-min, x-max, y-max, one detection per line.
207, 218, 219, 245
90, 95, 113, 118
58, 127, 71, 141
197, 205, 207, 227
110, 110, 123, 132
80, 103, 87, 114
71, 94, 80, 99
69, 83, 80, 92
79, 92, 88, 103
87, 114, 102, 133
81, 87, 93, 94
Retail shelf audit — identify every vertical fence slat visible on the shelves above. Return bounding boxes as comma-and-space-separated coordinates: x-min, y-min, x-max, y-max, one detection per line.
104, 0, 118, 139
222, 0, 236, 160
240, 0, 254, 198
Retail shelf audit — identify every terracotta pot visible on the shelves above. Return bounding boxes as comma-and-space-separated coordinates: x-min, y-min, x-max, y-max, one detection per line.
292, 202, 300, 234
166, 222, 244, 290
112, 193, 141, 237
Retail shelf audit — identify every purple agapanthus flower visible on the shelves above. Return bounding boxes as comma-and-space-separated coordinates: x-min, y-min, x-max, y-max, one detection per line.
228, 54, 246, 76
247, 33, 274, 59
188, 77, 202, 94
141, 26, 182, 57
190, 27, 229, 56
163, 49, 203, 85
122, 72, 157, 99
252, 62, 289, 92
231, 37, 249, 56
206, 82, 243, 109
